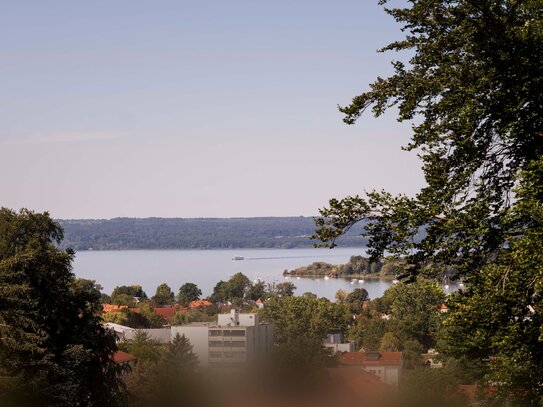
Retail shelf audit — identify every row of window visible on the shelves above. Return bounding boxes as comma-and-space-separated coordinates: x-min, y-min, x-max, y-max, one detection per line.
209, 341, 246, 348
209, 351, 246, 359
209, 330, 246, 337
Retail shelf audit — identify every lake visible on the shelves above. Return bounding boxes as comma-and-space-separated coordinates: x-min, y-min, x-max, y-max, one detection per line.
72, 248, 459, 301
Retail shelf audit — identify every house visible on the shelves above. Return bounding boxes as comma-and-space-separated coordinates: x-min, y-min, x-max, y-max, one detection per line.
323, 333, 356, 354
339, 351, 403, 386
112, 350, 137, 375
327, 367, 391, 399
255, 298, 264, 309
102, 304, 128, 313
188, 300, 212, 309
423, 348, 443, 368
171, 309, 274, 368
153, 306, 187, 322
440, 304, 449, 313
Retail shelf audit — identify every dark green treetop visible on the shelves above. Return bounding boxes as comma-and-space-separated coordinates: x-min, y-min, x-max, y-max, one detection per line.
313, 0, 543, 278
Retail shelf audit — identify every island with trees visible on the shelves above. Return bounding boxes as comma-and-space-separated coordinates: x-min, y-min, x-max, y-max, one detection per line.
284, 255, 404, 280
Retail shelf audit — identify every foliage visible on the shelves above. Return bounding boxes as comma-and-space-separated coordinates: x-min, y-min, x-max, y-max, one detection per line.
261, 295, 347, 374
58, 217, 367, 250
348, 279, 444, 353
118, 330, 162, 374
335, 289, 348, 304
379, 332, 401, 352
287, 256, 400, 278
152, 283, 174, 306
111, 285, 147, 305
271, 282, 296, 297
313, 0, 543, 280
210, 273, 252, 302
0, 208, 125, 406
245, 280, 266, 301
441, 233, 543, 406
345, 287, 369, 314
177, 282, 202, 307
261, 295, 351, 344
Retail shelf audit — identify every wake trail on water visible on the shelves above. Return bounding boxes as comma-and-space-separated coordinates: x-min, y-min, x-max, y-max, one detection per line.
244, 254, 349, 261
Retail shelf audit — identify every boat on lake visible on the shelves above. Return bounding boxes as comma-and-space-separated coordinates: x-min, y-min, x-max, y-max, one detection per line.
232, 256, 244, 261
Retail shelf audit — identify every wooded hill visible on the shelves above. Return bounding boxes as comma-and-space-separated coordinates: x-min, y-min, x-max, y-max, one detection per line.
57, 217, 367, 250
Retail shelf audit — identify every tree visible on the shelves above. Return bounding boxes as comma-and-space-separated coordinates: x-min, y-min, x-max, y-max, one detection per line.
345, 288, 369, 314
245, 280, 266, 301
118, 330, 162, 373
261, 295, 351, 345
273, 282, 296, 297
111, 285, 147, 304
440, 230, 543, 405
112, 293, 137, 307
0, 208, 125, 406
335, 289, 348, 305
314, 0, 543, 280
152, 283, 174, 306
312, 3, 543, 403
224, 272, 251, 300
379, 332, 400, 352
383, 279, 445, 350
177, 282, 202, 307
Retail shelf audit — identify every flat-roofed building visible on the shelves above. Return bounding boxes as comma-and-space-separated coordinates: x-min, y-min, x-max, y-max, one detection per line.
172, 310, 273, 369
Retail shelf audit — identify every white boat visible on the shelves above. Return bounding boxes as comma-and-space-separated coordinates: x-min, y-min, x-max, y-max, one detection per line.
324, 276, 330, 280
392, 279, 399, 284
232, 256, 244, 261
359, 279, 365, 283
297, 277, 301, 280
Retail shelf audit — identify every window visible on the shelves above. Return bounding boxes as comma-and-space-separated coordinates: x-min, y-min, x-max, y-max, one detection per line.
210, 351, 222, 358
209, 341, 223, 348
209, 330, 223, 337
224, 330, 245, 337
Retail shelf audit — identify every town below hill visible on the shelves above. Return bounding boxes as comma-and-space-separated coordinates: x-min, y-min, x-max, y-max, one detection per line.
57, 216, 367, 250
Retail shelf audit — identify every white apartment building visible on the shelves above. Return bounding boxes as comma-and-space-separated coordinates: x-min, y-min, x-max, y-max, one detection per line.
171, 310, 274, 368
323, 333, 356, 354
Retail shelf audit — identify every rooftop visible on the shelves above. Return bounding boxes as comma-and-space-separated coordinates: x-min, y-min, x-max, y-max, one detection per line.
112, 350, 137, 364
340, 352, 403, 367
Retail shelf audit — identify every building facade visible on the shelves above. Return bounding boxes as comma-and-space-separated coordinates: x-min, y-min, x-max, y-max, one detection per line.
171, 310, 274, 368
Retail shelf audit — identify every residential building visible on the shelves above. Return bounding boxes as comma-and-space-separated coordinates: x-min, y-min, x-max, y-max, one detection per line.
112, 350, 137, 375
323, 333, 356, 354
171, 309, 274, 368
339, 351, 403, 386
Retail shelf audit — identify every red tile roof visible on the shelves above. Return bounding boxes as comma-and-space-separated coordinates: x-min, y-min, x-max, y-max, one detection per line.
102, 304, 128, 313
339, 352, 403, 367
112, 350, 137, 364
188, 300, 212, 308
154, 307, 176, 320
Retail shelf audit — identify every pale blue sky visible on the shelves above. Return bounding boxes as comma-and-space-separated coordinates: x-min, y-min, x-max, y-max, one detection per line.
0, 0, 422, 219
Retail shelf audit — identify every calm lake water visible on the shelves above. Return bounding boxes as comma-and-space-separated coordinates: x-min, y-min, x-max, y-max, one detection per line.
72, 248, 459, 301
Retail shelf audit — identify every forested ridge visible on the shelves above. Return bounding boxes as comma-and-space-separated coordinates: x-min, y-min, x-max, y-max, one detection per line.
57, 217, 366, 250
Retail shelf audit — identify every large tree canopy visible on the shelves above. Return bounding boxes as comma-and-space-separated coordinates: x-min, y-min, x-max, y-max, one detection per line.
0, 208, 124, 406
313, 1, 543, 405
314, 0, 543, 278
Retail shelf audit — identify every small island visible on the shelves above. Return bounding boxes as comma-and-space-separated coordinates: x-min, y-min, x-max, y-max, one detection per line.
284, 255, 403, 280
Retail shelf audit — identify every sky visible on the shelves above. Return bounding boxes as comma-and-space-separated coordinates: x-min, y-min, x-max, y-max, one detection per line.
0, 0, 424, 219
